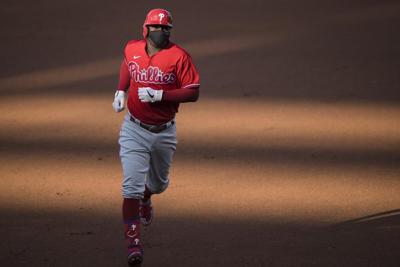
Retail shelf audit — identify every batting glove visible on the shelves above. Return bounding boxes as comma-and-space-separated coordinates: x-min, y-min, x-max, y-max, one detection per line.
138, 87, 163, 103
112, 90, 126, 112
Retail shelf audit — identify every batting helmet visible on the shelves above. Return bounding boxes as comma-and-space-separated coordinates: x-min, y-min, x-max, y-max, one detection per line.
143, 9, 173, 39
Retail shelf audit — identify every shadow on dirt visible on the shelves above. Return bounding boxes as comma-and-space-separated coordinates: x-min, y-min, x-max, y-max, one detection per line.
332, 209, 400, 230
1, 137, 399, 170
1, 1, 399, 103
1, 208, 399, 267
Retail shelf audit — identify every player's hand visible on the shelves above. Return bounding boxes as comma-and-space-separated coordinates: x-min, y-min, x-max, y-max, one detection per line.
138, 87, 163, 103
112, 90, 126, 112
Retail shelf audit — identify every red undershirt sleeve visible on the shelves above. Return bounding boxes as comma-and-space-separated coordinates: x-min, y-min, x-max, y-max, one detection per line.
162, 87, 199, 103
117, 59, 130, 91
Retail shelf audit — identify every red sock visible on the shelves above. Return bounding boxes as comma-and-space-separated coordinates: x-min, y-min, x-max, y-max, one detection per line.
143, 186, 153, 202
122, 198, 140, 224
122, 198, 142, 256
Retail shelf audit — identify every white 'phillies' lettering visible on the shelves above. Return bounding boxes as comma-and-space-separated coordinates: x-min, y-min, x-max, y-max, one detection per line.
128, 61, 176, 85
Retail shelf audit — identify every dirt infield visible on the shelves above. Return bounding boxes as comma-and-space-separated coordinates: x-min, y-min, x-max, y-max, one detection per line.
1, 1, 399, 266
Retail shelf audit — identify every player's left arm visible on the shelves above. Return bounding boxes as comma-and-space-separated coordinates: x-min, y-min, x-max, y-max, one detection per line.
138, 85, 199, 103
162, 86, 199, 103
163, 53, 200, 103
138, 53, 200, 103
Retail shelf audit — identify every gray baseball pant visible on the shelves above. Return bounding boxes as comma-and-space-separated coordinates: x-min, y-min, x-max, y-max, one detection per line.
119, 113, 177, 199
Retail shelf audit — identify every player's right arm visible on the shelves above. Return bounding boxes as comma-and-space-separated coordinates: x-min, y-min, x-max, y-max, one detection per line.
112, 59, 130, 112
117, 58, 130, 91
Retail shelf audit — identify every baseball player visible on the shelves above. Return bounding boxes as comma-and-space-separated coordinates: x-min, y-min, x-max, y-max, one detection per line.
112, 8, 200, 266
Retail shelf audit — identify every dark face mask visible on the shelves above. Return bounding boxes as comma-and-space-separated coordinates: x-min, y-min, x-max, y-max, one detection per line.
148, 30, 170, 48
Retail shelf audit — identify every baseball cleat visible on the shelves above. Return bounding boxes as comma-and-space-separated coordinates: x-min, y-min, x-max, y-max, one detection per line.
140, 199, 153, 226
125, 220, 143, 266
128, 247, 143, 266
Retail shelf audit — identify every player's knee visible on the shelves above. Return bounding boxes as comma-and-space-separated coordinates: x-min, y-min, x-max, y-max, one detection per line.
122, 183, 145, 199
148, 181, 169, 194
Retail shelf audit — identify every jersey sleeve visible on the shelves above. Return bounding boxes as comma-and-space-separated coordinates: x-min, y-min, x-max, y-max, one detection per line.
117, 40, 138, 91
175, 54, 200, 89
117, 58, 130, 91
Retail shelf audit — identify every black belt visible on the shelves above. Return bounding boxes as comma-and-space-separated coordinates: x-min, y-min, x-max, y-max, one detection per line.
130, 116, 174, 133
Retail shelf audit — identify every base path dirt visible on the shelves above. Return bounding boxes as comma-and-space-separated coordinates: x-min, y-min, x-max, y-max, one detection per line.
1, 1, 399, 266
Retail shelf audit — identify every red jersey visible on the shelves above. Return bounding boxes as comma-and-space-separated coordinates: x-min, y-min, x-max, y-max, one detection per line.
118, 40, 200, 125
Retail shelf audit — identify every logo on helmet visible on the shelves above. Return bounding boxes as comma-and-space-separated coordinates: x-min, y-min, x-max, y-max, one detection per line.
158, 13, 165, 23
142, 9, 173, 39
